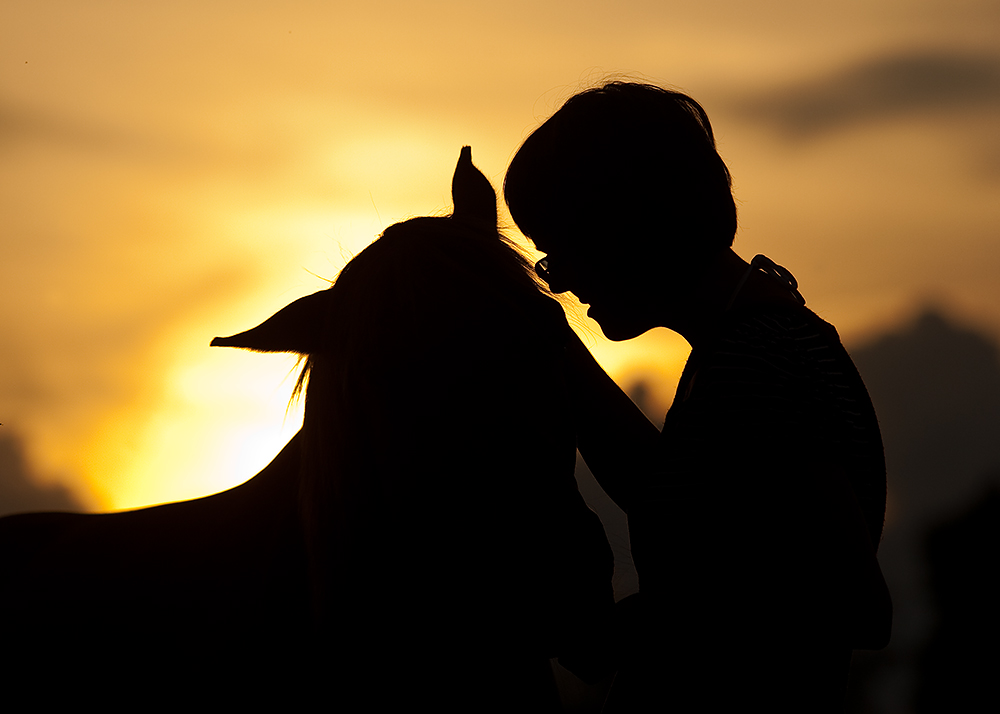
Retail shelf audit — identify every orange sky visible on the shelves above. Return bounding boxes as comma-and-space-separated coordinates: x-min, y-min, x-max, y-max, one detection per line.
2, 0, 999, 510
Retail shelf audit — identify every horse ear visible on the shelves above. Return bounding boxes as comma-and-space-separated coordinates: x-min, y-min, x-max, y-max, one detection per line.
451, 146, 497, 228
210, 289, 332, 354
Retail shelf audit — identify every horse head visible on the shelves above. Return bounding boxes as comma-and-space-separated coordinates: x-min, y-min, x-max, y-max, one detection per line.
210, 146, 499, 354
208, 145, 544, 629
0, 145, 614, 707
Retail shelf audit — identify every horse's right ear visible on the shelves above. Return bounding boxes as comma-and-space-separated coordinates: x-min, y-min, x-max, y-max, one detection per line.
210, 289, 332, 354
451, 146, 498, 228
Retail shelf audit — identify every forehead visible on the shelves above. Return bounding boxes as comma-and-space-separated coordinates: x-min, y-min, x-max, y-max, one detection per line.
529, 233, 558, 254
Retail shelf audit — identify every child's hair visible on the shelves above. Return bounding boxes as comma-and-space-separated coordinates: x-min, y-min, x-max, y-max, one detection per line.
504, 81, 737, 258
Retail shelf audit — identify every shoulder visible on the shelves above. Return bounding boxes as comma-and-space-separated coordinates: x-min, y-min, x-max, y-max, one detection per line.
682, 306, 838, 400
693, 305, 859, 399
687, 305, 883, 458
673, 305, 876, 446
717, 305, 841, 362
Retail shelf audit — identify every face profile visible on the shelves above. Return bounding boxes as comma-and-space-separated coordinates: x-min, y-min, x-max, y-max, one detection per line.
504, 81, 740, 342
532, 226, 680, 342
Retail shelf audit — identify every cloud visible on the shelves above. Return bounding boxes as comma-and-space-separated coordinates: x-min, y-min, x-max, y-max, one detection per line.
735, 49, 1000, 138
0, 431, 85, 517
0, 102, 153, 157
0, 100, 283, 172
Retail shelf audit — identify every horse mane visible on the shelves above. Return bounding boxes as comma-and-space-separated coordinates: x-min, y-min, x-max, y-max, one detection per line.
205, 148, 574, 623
294, 214, 563, 621
291, 216, 546, 397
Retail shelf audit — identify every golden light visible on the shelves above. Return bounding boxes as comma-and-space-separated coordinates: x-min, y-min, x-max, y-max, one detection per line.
4, 1, 999, 518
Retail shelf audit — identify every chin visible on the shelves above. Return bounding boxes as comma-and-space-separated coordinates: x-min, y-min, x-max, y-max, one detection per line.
588, 303, 656, 341
593, 314, 654, 341
601, 325, 654, 341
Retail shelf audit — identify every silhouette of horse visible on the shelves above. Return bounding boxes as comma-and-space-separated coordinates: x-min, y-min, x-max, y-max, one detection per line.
0, 148, 614, 709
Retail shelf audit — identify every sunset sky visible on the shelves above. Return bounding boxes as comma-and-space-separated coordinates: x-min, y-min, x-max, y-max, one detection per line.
3, 0, 999, 510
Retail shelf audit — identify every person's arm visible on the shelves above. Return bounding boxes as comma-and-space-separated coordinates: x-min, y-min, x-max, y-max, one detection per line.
812, 462, 893, 650
562, 331, 661, 513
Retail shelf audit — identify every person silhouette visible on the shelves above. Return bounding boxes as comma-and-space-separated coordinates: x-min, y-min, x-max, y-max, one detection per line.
504, 82, 891, 711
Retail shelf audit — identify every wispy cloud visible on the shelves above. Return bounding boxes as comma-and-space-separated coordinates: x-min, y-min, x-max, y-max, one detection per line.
734, 49, 1000, 138
0, 102, 168, 159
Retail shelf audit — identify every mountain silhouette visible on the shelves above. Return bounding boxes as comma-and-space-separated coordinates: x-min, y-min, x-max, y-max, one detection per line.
852, 308, 1000, 529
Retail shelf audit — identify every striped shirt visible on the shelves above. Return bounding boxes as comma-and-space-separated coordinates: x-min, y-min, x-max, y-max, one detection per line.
657, 305, 886, 547
626, 304, 886, 695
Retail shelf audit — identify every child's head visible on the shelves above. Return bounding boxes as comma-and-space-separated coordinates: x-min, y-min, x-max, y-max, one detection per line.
504, 81, 737, 265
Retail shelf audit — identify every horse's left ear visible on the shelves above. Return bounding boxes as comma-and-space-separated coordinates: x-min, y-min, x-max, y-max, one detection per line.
210, 289, 332, 354
451, 146, 498, 228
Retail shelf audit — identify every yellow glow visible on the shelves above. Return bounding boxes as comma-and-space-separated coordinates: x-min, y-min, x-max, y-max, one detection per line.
4, 0, 999, 514
76, 323, 307, 510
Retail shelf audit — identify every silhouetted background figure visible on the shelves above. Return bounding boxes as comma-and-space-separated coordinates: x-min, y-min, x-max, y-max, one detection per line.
504, 82, 892, 711
0, 148, 614, 709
